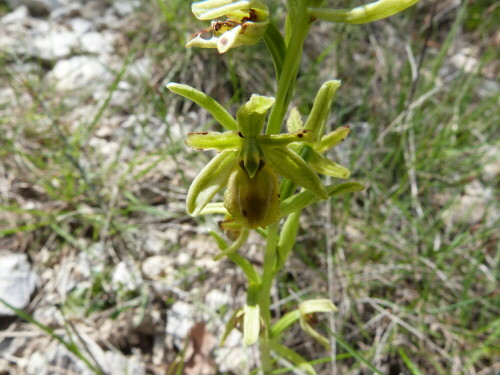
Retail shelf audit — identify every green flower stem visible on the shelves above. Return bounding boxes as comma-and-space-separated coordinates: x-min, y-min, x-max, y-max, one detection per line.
266, 1, 312, 135
258, 221, 279, 372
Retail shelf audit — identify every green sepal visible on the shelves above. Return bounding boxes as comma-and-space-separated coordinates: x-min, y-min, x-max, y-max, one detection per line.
186, 150, 237, 215
185, 131, 242, 151
317, 125, 350, 153
268, 340, 317, 375
280, 182, 365, 217
258, 130, 314, 148
308, 0, 421, 24
167, 83, 237, 131
243, 304, 260, 346
304, 80, 341, 140
309, 150, 350, 178
264, 147, 328, 200
236, 95, 275, 137
286, 107, 304, 133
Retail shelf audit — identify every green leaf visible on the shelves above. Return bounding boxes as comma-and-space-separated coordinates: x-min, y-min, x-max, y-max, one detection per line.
330, 331, 385, 375
220, 308, 244, 346
398, 348, 424, 375
280, 182, 365, 216
167, 83, 238, 131
308, 0, 421, 24
263, 21, 286, 79
268, 340, 317, 375
237, 94, 275, 137
304, 80, 341, 140
264, 147, 328, 199
186, 150, 237, 215
276, 211, 300, 270
309, 151, 350, 178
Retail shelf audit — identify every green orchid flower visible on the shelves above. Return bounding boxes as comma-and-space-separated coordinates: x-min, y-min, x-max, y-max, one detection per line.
187, 0, 269, 54
167, 83, 328, 229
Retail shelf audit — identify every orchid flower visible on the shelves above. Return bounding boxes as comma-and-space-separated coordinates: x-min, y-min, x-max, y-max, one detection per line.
167, 83, 329, 229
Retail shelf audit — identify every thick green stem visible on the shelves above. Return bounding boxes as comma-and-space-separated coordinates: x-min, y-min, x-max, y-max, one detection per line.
258, 222, 279, 372
266, 4, 312, 135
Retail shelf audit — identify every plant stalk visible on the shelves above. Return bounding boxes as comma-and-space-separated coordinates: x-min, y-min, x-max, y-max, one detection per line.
258, 222, 279, 372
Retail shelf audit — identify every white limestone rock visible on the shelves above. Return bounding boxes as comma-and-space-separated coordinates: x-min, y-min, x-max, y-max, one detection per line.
0, 251, 38, 316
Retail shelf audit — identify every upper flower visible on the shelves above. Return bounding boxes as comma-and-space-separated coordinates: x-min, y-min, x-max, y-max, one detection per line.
187, 0, 269, 54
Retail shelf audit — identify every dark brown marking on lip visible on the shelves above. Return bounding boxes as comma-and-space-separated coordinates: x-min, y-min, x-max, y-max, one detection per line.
238, 132, 244, 138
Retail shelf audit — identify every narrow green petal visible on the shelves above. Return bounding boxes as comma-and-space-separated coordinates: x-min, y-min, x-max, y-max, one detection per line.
258, 129, 314, 148
167, 83, 237, 131
186, 151, 237, 215
185, 131, 242, 151
237, 95, 275, 137
304, 80, 341, 140
317, 125, 350, 153
308, 0, 420, 24
309, 150, 350, 178
264, 147, 328, 199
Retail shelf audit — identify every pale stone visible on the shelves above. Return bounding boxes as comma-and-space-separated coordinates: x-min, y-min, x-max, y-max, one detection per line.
0, 252, 38, 316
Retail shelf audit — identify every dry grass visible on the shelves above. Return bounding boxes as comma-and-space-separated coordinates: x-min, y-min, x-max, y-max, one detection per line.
0, 0, 499, 374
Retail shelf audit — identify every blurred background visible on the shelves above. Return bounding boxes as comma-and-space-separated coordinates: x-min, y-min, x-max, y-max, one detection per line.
0, 0, 498, 374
